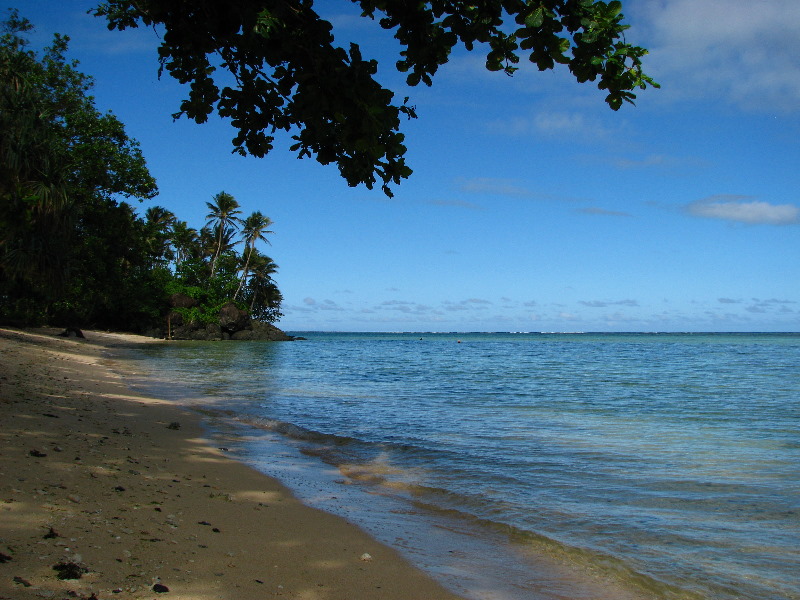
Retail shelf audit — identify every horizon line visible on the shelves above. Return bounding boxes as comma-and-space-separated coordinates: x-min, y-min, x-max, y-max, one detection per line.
282, 330, 800, 335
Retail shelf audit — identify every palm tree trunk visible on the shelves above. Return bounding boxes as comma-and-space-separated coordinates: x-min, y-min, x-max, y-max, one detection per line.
209, 226, 223, 277
234, 244, 253, 300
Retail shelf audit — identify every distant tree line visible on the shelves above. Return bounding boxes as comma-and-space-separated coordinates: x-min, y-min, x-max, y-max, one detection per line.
0, 11, 282, 332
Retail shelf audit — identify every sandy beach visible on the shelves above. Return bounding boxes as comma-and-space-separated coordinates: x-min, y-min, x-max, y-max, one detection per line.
0, 328, 465, 600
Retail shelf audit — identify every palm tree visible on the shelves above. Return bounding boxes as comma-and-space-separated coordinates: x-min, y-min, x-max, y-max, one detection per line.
244, 251, 281, 320
144, 206, 175, 226
235, 211, 274, 300
205, 191, 242, 277
198, 226, 217, 264
144, 206, 176, 266
170, 220, 199, 267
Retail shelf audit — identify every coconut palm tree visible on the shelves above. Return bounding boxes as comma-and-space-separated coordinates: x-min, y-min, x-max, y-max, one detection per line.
198, 226, 217, 264
235, 211, 274, 300
244, 251, 281, 320
144, 206, 176, 266
205, 191, 242, 277
170, 220, 199, 267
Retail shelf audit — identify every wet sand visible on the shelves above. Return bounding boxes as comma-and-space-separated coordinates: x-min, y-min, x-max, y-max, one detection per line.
0, 327, 466, 600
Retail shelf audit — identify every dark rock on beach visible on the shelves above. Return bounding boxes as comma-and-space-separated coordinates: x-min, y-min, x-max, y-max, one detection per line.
231, 320, 295, 341
57, 327, 85, 338
53, 561, 88, 580
169, 293, 198, 309
218, 302, 250, 335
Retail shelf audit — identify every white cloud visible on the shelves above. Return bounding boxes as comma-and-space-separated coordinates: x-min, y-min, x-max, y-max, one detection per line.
443, 299, 493, 312
578, 207, 632, 217
745, 304, 767, 314
746, 298, 797, 314
612, 154, 672, 169
454, 178, 587, 203
456, 177, 532, 196
297, 297, 345, 311
635, 0, 800, 110
686, 195, 800, 225
609, 154, 710, 171
377, 300, 437, 315
486, 110, 612, 139
534, 111, 602, 136
464, 298, 492, 305
579, 299, 640, 308
442, 303, 470, 312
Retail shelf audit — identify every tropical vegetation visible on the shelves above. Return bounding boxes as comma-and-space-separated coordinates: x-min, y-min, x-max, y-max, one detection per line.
159, 191, 283, 329
0, 11, 282, 333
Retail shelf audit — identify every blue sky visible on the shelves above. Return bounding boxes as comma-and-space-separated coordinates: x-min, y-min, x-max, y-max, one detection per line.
7, 0, 800, 332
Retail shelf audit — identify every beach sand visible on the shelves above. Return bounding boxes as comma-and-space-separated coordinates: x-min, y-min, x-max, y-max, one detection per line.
0, 327, 465, 600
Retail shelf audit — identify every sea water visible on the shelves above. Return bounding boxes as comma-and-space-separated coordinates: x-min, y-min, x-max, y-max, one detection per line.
122, 332, 800, 600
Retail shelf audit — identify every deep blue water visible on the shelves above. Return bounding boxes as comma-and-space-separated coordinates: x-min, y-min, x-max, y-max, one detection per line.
125, 332, 800, 600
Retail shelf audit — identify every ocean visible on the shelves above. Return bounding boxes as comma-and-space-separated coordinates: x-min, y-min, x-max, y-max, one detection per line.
122, 332, 800, 600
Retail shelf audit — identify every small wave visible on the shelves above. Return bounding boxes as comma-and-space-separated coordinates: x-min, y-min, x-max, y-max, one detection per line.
229, 413, 360, 446
403, 495, 706, 600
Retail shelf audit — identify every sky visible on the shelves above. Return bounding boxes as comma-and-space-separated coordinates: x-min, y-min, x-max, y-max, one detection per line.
6, 0, 800, 332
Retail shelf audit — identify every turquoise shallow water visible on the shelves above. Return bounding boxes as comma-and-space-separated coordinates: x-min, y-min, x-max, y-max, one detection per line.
126, 332, 800, 600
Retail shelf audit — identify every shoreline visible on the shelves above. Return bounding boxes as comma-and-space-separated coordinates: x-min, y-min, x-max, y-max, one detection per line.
0, 327, 466, 600
97, 333, 660, 600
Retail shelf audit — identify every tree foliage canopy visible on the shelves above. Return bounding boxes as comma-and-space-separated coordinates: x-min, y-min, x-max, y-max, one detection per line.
1, 10, 157, 321
93, 0, 657, 196
0, 12, 282, 330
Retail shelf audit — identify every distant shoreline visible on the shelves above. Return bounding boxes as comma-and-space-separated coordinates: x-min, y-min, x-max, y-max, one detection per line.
284, 329, 800, 335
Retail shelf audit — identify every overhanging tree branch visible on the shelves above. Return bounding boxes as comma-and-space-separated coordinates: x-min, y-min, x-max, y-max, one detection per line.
93, 0, 657, 196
